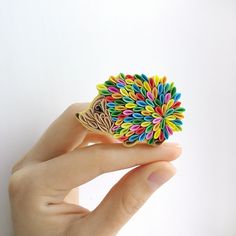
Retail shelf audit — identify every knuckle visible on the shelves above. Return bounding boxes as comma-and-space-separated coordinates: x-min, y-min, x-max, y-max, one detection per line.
66, 103, 81, 114
121, 190, 146, 216
8, 168, 35, 199
8, 172, 26, 199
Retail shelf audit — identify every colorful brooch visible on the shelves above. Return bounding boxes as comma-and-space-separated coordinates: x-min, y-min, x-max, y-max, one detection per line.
76, 73, 185, 147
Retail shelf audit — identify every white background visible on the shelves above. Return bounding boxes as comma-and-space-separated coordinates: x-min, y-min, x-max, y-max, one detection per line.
0, 0, 236, 235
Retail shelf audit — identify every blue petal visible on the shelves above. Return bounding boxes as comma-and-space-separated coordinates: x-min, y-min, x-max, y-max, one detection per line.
136, 100, 146, 107
141, 74, 149, 81
129, 134, 139, 142
158, 84, 163, 94
124, 117, 134, 123
112, 117, 118, 122
159, 94, 164, 104
117, 83, 125, 88
123, 96, 134, 103
107, 102, 116, 108
139, 132, 146, 142
132, 84, 140, 93
173, 119, 183, 125
133, 113, 143, 119
146, 99, 155, 107
144, 116, 153, 122
163, 128, 169, 140
174, 93, 181, 101
163, 83, 170, 94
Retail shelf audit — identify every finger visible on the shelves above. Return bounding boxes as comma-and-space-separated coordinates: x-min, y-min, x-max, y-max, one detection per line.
39, 142, 181, 195
77, 132, 120, 148
22, 103, 89, 163
86, 161, 176, 235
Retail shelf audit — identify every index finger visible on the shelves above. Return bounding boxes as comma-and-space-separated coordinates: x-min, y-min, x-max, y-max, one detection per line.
22, 103, 89, 163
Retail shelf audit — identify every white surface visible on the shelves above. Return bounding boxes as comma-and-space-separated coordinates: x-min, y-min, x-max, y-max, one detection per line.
1, 0, 236, 235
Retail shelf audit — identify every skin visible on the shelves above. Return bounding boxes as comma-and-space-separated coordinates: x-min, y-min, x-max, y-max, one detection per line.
8, 103, 182, 236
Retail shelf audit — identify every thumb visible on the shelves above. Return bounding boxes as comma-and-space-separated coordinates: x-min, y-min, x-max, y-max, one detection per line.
88, 161, 176, 235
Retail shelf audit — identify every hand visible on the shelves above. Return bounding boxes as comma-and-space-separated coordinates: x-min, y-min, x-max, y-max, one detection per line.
9, 103, 182, 236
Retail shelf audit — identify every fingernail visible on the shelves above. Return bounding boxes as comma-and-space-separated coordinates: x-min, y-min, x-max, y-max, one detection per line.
147, 167, 176, 191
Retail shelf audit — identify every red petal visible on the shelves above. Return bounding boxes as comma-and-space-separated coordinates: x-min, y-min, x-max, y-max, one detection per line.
126, 74, 134, 80
172, 101, 181, 109
149, 78, 155, 89
136, 93, 145, 100
159, 132, 164, 142
118, 114, 126, 119
155, 106, 163, 116
105, 96, 115, 102
119, 136, 128, 141
136, 127, 145, 135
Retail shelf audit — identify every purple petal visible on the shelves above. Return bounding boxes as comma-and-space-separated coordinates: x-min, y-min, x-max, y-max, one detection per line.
164, 93, 171, 104
146, 131, 154, 140
153, 118, 162, 124
112, 125, 120, 131
108, 86, 120, 93
166, 125, 173, 135
130, 124, 140, 131
147, 91, 154, 101
123, 110, 133, 115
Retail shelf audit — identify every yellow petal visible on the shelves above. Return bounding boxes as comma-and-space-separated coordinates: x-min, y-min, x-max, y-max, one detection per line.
115, 119, 123, 126
141, 110, 151, 116
154, 129, 161, 139
113, 133, 122, 139
146, 105, 154, 113
160, 76, 167, 84
121, 123, 133, 129
166, 115, 176, 121
152, 87, 158, 98
125, 103, 137, 108
174, 113, 185, 119
120, 88, 129, 97
162, 104, 167, 115
143, 81, 151, 91
134, 79, 143, 87
129, 91, 137, 100
109, 76, 117, 83
153, 123, 160, 131
141, 121, 151, 127
112, 93, 122, 99
167, 99, 174, 110
153, 75, 160, 86
152, 112, 161, 118
166, 120, 178, 131
125, 130, 134, 137
120, 128, 129, 135
96, 84, 107, 91
125, 78, 134, 84
115, 106, 126, 111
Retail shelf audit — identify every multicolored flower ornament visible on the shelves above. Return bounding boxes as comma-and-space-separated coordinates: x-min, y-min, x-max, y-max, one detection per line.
76, 73, 185, 146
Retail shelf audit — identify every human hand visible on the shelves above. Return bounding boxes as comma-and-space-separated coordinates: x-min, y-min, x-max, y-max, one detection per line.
9, 103, 182, 236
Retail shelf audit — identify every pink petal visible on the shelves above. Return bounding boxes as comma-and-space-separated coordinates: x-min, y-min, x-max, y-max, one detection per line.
146, 131, 154, 140
147, 91, 154, 101
164, 93, 171, 104
153, 118, 162, 124
130, 124, 140, 132
123, 110, 133, 115
112, 125, 120, 131
166, 125, 173, 135
108, 86, 120, 93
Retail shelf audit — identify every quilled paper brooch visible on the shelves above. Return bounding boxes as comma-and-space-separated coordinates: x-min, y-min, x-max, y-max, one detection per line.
76, 73, 185, 147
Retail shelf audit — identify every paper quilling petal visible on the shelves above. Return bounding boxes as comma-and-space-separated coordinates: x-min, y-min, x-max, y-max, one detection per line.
76, 73, 185, 147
